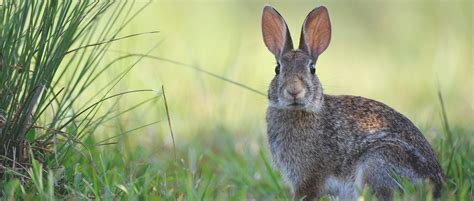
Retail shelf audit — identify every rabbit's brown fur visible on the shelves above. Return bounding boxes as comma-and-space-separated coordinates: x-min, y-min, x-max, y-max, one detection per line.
262, 5, 443, 201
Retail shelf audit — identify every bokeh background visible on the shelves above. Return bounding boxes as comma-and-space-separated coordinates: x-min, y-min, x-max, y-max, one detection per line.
1, 0, 470, 199
91, 1, 473, 151
0, 0, 468, 200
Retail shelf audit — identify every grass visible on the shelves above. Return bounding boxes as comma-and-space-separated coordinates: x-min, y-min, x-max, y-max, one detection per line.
0, 1, 472, 200
1, 110, 472, 200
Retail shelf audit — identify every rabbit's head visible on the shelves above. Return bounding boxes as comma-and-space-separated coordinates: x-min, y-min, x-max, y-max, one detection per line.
262, 6, 331, 112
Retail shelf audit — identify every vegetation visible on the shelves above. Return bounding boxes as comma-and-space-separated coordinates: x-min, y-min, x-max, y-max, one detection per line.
0, 1, 472, 200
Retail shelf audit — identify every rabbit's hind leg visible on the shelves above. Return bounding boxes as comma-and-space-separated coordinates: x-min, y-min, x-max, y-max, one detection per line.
355, 150, 419, 201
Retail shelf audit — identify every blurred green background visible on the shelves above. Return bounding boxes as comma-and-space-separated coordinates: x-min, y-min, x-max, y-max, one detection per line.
1, 1, 471, 199
92, 1, 472, 150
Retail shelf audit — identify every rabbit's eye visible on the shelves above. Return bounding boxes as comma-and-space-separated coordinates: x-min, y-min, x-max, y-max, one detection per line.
275, 63, 280, 75
309, 63, 315, 74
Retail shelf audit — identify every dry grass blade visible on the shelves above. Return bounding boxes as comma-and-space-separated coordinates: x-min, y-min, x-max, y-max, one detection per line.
107, 52, 267, 97
162, 85, 177, 161
64, 31, 160, 55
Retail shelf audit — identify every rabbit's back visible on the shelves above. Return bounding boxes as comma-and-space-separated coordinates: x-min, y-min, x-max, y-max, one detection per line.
323, 95, 442, 171
324, 95, 444, 192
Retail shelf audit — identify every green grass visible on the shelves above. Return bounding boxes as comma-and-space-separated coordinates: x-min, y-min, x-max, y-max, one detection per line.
0, 1, 472, 200
1, 117, 472, 200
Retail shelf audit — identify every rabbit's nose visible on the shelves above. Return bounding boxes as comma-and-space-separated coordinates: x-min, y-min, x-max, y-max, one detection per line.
288, 90, 302, 97
285, 88, 305, 99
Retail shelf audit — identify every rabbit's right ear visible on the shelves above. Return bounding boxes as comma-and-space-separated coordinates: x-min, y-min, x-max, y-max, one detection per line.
262, 6, 293, 59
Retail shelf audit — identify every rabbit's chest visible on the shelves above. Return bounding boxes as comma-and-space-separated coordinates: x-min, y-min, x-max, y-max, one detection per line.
269, 131, 322, 187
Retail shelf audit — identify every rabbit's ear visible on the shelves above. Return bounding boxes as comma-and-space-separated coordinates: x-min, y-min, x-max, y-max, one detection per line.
262, 6, 293, 59
299, 6, 331, 60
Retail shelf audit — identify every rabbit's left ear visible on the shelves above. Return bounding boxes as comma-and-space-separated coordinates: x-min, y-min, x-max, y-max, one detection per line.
299, 6, 331, 60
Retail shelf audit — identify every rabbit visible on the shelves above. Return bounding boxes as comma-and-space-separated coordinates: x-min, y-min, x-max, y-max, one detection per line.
262, 5, 444, 201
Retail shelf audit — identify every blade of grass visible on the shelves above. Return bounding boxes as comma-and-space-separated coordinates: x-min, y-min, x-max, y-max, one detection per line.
162, 85, 177, 162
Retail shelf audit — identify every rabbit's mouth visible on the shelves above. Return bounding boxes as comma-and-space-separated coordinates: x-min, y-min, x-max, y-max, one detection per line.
269, 99, 305, 109
288, 102, 303, 107
285, 101, 307, 110
269, 99, 321, 113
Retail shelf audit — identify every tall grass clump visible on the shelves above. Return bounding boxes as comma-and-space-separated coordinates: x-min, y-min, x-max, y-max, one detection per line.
0, 0, 156, 191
